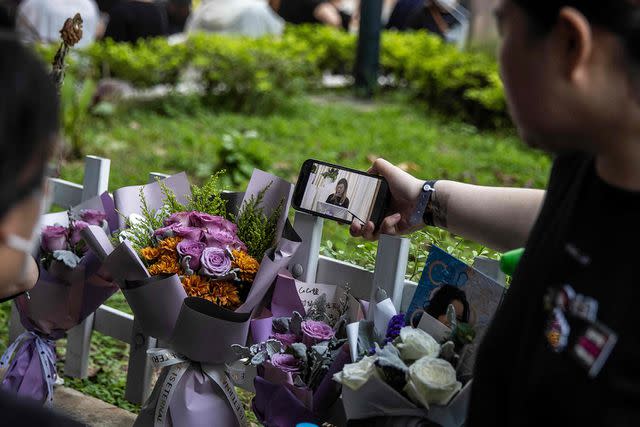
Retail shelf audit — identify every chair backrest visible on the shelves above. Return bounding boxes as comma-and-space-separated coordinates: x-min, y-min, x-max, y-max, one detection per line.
48, 156, 111, 208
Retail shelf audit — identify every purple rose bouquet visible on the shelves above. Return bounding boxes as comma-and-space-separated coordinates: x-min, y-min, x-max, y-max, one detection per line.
233, 291, 352, 427
0, 193, 118, 405
81, 170, 300, 427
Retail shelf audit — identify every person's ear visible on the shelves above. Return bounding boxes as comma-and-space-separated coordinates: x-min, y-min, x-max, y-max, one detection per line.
553, 7, 593, 85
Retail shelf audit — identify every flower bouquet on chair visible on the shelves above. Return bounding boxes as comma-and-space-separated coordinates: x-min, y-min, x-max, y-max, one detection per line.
81, 170, 301, 427
0, 192, 119, 405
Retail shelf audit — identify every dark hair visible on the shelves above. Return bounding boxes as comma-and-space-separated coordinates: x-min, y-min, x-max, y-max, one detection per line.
512, 1, 640, 61
0, 33, 59, 218
336, 178, 349, 203
426, 284, 470, 323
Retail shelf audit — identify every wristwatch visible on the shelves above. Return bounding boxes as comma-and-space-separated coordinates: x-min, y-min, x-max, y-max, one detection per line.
410, 180, 438, 227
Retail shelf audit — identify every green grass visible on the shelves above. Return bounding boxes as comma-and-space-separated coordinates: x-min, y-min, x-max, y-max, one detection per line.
0, 91, 551, 418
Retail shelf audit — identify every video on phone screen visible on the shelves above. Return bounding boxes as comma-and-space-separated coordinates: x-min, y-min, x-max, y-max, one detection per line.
300, 163, 382, 224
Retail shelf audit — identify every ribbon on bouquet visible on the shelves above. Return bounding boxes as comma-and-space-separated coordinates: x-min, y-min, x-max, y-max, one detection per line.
0, 331, 57, 406
147, 348, 248, 427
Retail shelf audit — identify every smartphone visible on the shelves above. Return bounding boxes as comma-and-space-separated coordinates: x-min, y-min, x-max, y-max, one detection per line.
292, 159, 390, 227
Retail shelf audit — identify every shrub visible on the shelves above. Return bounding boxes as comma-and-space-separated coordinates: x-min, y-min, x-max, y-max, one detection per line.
34, 26, 508, 128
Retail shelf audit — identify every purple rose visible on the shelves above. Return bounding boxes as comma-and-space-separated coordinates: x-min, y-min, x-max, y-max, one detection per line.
79, 209, 107, 226
154, 224, 202, 241
200, 246, 232, 277
270, 333, 300, 348
190, 213, 237, 232
164, 211, 192, 227
270, 353, 301, 374
301, 320, 335, 347
202, 228, 246, 251
69, 220, 90, 246
41, 225, 68, 252
177, 240, 206, 271
172, 226, 203, 241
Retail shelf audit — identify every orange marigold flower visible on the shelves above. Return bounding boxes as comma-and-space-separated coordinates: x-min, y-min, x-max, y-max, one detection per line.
181, 275, 209, 297
158, 237, 183, 256
208, 281, 241, 309
140, 247, 160, 261
148, 255, 182, 276
231, 250, 260, 282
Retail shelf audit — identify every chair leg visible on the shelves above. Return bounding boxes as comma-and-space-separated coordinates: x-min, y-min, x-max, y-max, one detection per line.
124, 319, 156, 405
64, 314, 94, 378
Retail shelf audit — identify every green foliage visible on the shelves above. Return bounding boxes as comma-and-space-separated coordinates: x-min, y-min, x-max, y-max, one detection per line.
234, 185, 283, 259
159, 179, 187, 214
36, 25, 508, 128
186, 172, 227, 217
215, 131, 271, 188
60, 74, 97, 158
84, 38, 188, 87
120, 187, 167, 251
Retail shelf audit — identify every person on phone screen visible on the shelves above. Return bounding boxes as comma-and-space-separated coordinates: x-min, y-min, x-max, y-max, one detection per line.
326, 178, 350, 209
351, 1, 640, 425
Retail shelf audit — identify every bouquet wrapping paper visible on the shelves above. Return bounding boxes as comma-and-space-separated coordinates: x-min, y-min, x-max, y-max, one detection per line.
1, 192, 119, 405
82, 170, 301, 427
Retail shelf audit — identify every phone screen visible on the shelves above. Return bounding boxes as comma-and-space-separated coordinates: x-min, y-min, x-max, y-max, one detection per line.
294, 160, 388, 225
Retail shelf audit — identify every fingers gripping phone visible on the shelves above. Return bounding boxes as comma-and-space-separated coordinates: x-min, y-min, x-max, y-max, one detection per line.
292, 159, 391, 228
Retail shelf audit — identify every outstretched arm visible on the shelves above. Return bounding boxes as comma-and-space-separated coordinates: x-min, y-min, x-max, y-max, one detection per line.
350, 159, 545, 251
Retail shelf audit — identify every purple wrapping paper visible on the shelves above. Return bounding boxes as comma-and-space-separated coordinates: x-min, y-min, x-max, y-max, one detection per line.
82, 171, 301, 427
1, 193, 119, 404
340, 376, 473, 427
269, 272, 306, 318
124, 275, 187, 342
0, 336, 55, 404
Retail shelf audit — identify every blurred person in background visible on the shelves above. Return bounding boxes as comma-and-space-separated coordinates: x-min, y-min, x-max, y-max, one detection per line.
103, 0, 189, 42
187, 0, 283, 37
270, 0, 353, 30
15, 0, 100, 47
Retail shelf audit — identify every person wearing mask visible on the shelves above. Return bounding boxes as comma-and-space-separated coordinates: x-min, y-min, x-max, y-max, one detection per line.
351, 0, 640, 425
326, 178, 350, 209
0, 33, 83, 426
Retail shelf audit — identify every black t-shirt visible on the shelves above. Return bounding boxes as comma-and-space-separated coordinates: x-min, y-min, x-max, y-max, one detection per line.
0, 391, 84, 426
326, 194, 349, 209
405, 5, 458, 37
469, 153, 640, 426
104, 0, 168, 43
277, 0, 326, 24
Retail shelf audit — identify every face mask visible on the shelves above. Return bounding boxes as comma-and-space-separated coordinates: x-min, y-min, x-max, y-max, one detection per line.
0, 188, 46, 302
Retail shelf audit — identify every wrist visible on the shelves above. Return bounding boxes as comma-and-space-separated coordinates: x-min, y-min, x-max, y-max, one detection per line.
421, 180, 439, 227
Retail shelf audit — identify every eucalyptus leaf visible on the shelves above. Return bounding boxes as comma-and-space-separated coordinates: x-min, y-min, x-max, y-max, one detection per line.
251, 351, 267, 366
53, 250, 81, 269
293, 375, 306, 388
290, 312, 303, 336
311, 343, 328, 358
272, 317, 290, 334
375, 343, 408, 373
231, 344, 252, 360
265, 339, 283, 357
289, 343, 308, 363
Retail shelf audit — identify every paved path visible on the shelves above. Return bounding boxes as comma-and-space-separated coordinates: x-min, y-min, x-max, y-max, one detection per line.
54, 387, 136, 427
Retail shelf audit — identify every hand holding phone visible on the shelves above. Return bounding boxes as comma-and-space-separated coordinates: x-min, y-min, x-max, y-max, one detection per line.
349, 158, 428, 240
292, 159, 391, 228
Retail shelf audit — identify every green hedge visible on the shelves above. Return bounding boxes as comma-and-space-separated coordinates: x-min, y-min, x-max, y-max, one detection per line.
38, 25, 507, 127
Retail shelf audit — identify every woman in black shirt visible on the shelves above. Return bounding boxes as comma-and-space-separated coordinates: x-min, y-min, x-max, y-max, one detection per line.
351, 0, 640, 425
326, 178, 350, 209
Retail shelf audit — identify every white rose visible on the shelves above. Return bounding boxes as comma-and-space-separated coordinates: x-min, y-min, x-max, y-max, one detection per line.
404, 356, 462, 409
397, 326, 440, 361
333, 356, 379, 391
